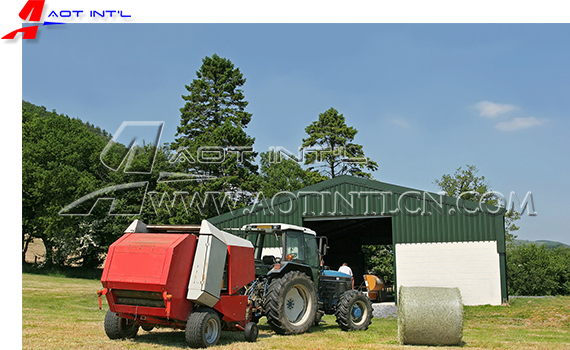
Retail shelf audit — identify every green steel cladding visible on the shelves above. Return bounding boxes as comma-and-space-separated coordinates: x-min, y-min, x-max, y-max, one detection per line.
209, 175, 506, 252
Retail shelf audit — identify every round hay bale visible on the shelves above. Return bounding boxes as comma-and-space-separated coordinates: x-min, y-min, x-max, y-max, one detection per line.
397, 286, 463, 346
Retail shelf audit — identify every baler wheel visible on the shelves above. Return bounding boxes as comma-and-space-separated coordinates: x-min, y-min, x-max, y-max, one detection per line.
104, 309, 139, 339
264, 271, 317, 335
141, 325, 154, 332
335, 290, 373, 331
185, 308, 221, 348
244, 322, 259, 342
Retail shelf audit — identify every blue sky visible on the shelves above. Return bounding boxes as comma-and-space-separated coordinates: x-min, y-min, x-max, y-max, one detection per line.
22, 24, 570, 244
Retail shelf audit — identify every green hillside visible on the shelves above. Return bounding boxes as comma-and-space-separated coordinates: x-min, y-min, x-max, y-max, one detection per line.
513, 239, 569, 250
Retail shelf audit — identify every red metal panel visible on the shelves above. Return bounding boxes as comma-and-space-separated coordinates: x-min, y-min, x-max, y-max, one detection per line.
227, 245, 255, 295
107, 248, 167, 284
104, 281, 164, 292
214, 295, 248, 322
114, 304, 168, 318
105, 233, 187, 284
102, 233, 197, 322
165, 234, 196, 321
101, 233, 133, 283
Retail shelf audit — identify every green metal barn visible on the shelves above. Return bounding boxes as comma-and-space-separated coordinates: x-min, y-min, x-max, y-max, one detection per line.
209, 175, 507, 305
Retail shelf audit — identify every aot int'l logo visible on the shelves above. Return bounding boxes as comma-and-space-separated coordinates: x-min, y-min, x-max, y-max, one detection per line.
2, 0, 64, 40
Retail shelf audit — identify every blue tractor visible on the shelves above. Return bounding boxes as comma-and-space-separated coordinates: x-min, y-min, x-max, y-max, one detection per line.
239, 223, 373, 334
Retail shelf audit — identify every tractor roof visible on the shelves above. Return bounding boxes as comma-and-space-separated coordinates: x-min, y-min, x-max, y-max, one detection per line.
240, 223, 316, 236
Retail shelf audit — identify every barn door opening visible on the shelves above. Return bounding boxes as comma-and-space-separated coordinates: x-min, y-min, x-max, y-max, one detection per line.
302, 216, 394, 296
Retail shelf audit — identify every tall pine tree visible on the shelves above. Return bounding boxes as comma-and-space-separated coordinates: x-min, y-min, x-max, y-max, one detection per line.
171, 54, 258, 216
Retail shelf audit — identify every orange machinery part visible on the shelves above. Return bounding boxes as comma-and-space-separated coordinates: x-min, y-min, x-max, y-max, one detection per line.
364, 274, 385, 292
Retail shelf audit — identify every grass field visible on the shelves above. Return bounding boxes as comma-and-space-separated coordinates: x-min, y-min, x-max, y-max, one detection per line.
22, 273, 570, 349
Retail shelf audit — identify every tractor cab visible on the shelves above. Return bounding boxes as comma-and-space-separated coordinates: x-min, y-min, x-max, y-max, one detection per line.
239, 224, 324, 282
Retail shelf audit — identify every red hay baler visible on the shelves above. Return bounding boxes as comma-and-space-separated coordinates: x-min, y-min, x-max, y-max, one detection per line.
98, 219, 258, 347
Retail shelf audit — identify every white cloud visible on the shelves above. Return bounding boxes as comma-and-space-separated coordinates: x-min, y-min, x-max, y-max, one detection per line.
495, 117, 546, 131
391, 118, 411, 129
473, 101, 518, 118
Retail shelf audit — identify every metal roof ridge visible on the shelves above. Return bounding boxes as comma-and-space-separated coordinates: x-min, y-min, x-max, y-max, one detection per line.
208, 175, 502, 224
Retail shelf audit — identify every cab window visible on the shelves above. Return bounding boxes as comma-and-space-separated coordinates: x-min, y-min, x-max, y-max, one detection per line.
285, 230, 304, 261
304, 235, 319, 268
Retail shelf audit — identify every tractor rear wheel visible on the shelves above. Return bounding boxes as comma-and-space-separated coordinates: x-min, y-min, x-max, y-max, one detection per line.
104, 309, 139, 339
264, 271, 317, 335
185, 308, 221, 348
335, 290, 373, 331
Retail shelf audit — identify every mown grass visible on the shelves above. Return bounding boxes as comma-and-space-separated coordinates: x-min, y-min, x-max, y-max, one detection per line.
22, 273, 570, 349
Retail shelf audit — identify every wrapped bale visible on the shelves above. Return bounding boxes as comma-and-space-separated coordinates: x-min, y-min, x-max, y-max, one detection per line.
398, 286, 463, 346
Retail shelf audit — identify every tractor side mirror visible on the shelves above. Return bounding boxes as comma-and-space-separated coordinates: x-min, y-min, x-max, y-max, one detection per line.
317, 236, 328, 256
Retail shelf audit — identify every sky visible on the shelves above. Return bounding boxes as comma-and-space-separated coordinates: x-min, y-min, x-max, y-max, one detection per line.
20, 23, 570, 245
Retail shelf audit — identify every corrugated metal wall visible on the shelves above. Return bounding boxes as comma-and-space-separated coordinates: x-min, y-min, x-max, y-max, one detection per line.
209, 175, 505, 248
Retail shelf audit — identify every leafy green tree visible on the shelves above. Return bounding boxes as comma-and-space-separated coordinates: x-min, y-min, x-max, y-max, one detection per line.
135, 144, 216, 226
23, 102, 188, 267
433, 165, 489, 201
434, 165, 520, 242
507, 244, 570, 296
302, 107, 378, 179
258, 150, 327, 198
170, 54, 258, 219
362, 244, 394, 285
22, 101, 111, 266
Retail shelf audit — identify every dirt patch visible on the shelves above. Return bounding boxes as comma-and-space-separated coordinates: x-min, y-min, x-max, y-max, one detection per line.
25, 238, 46, 264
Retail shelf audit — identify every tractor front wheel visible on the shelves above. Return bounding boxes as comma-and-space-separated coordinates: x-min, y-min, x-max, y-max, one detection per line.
185, 308, 221, 348
335, 290, 373, 331
264, 271, 317, 335
104, 309, 139, 339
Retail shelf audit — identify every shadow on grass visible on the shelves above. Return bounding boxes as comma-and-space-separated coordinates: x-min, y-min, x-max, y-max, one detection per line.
309, 320, 345, 334
23, 262, 103, 280
110, 319, 370, 348
253, 317, 349, 335
131, 330, 188, 349
131, 327, 277, 348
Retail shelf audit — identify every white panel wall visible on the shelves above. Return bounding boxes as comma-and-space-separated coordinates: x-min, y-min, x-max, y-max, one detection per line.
395, 241, 502, 306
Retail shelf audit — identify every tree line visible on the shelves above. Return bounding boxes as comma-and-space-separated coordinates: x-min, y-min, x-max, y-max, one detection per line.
507, 243, 570, 296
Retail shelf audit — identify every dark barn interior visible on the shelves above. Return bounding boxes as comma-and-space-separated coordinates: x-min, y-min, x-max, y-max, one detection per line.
303, 216, 393, 287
